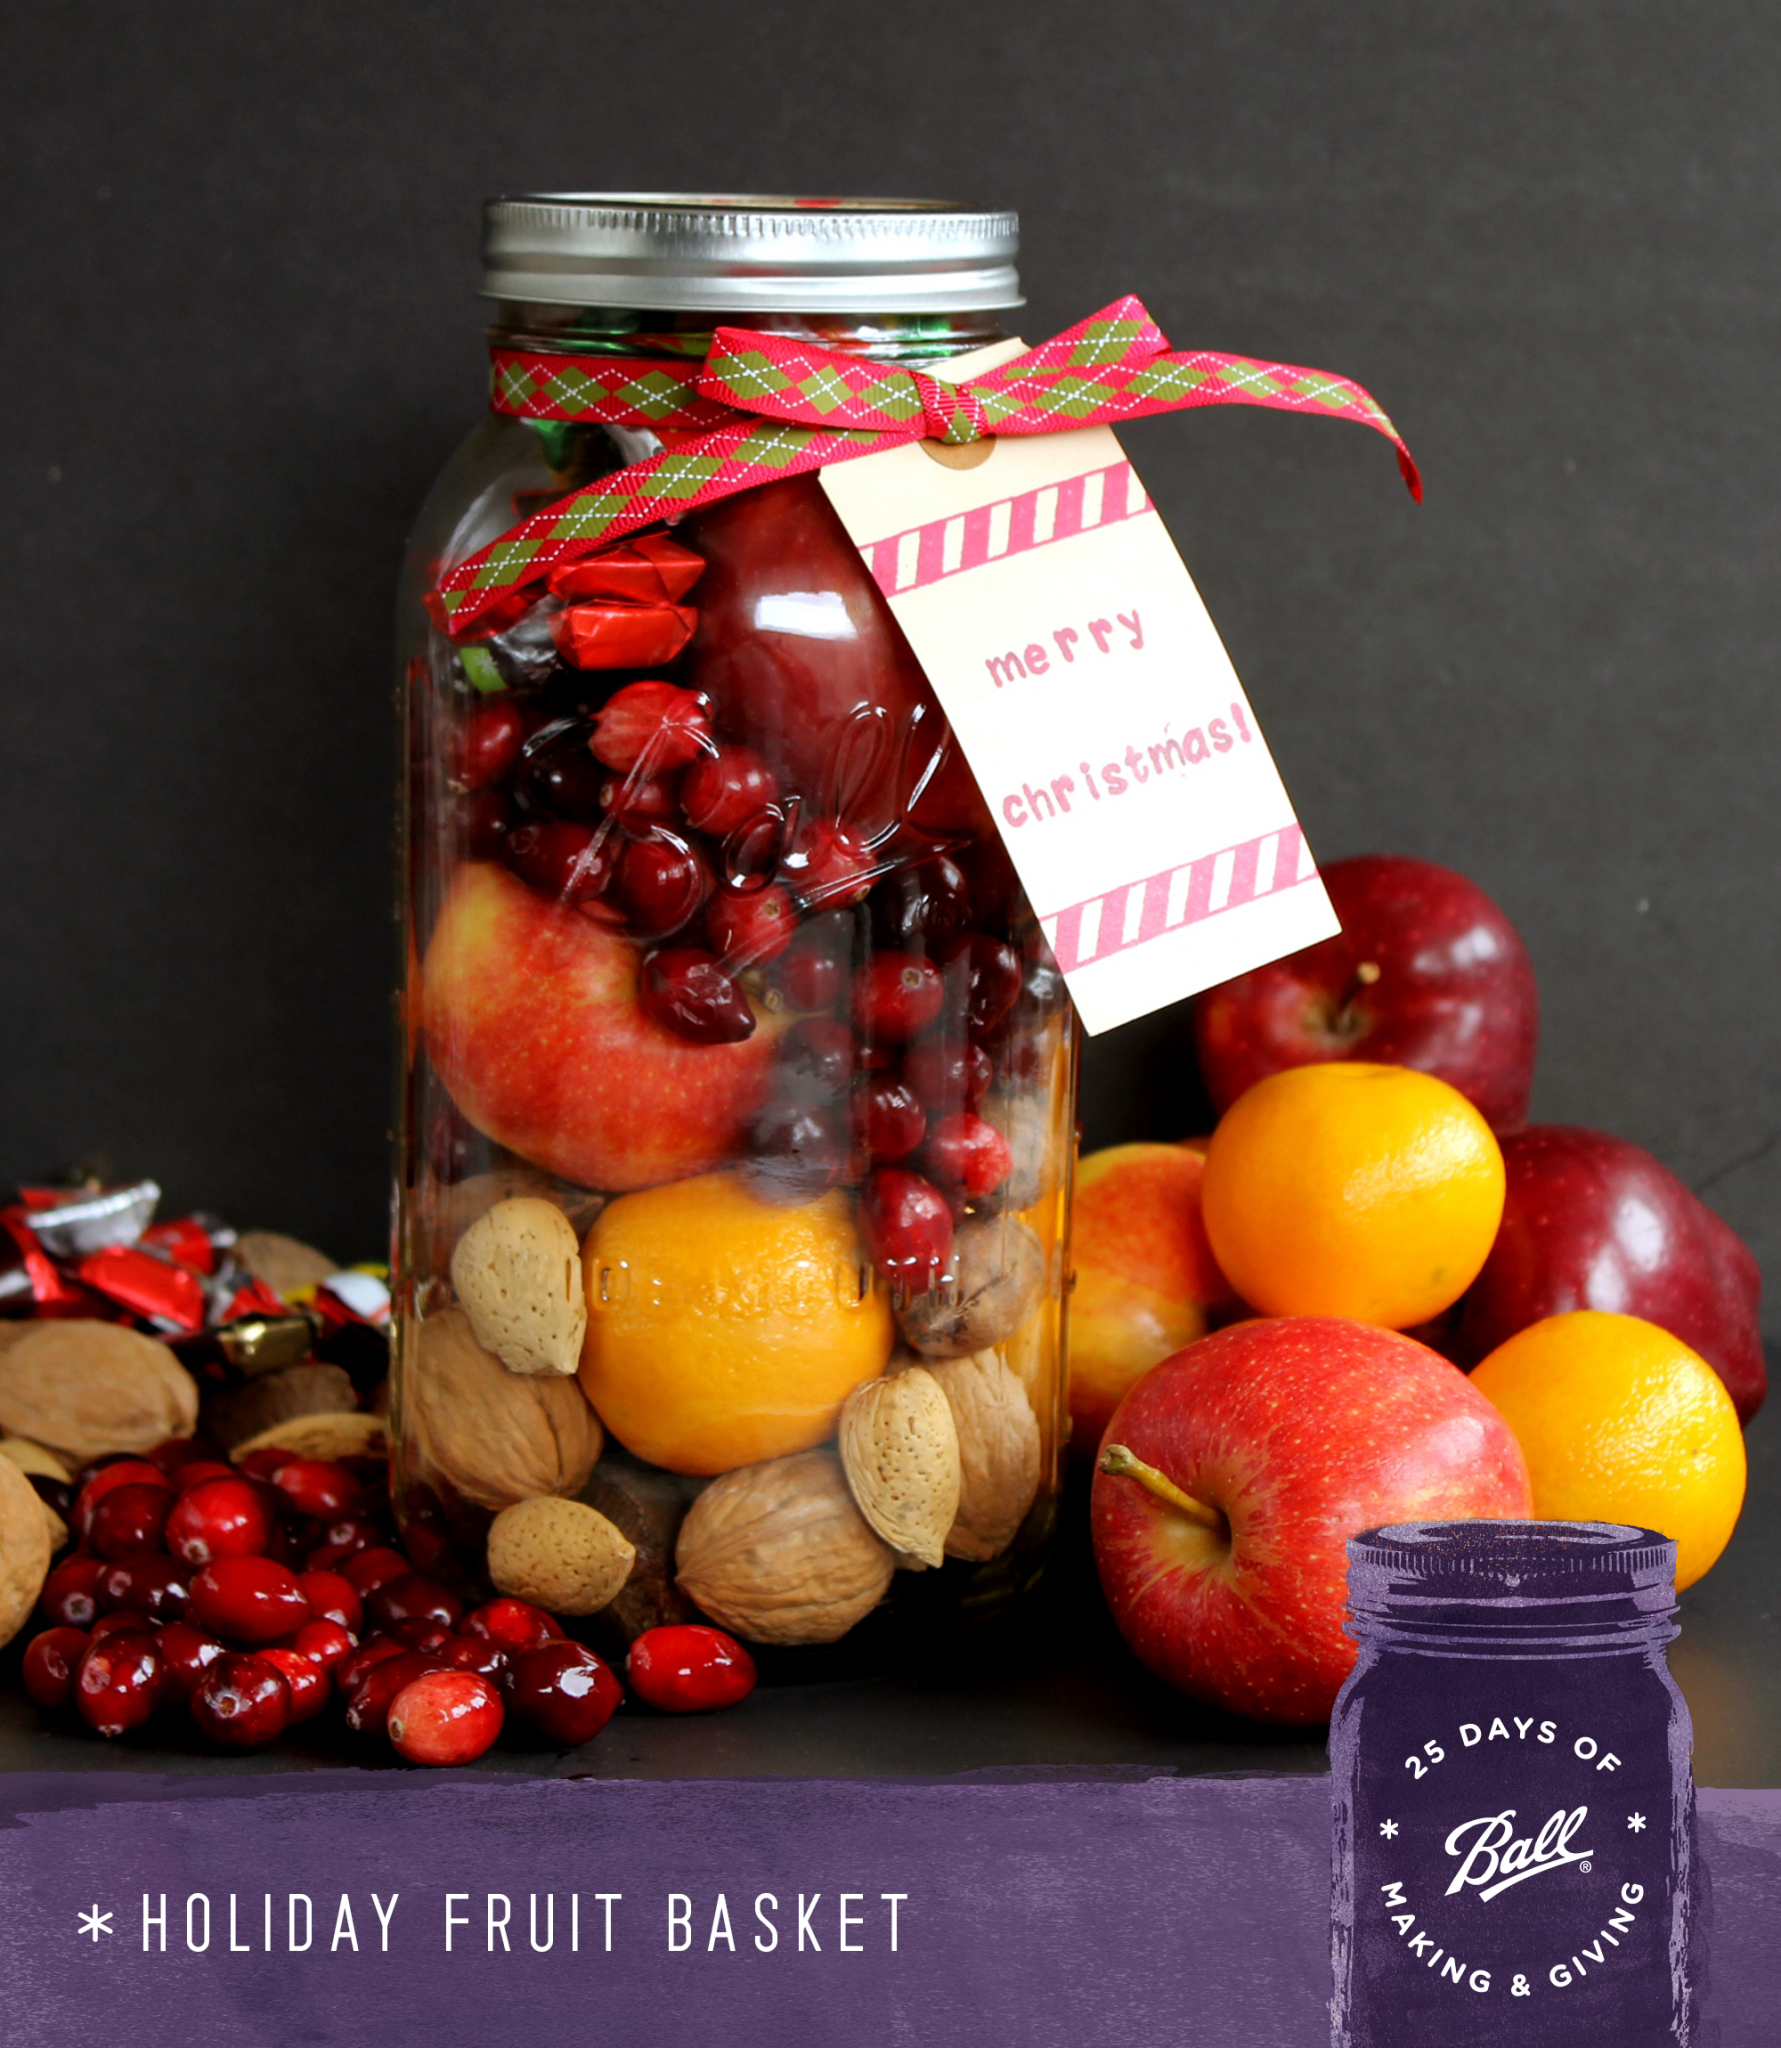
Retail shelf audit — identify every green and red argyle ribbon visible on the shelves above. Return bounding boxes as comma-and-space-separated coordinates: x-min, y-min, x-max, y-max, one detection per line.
437, 295, 1419, 638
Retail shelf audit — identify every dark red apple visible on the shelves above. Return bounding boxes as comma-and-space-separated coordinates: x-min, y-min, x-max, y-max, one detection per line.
421, 861, 785, 1191
1192, 854, 1538, 1131
1452, 1124, 1765, 1422
681, 474, 992, 842
1091, 1318, 1532, 1725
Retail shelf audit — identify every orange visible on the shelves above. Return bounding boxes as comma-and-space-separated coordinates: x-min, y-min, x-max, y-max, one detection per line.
1469, 1310, 1745, 1589
578, 1171, 892, 1476
1200, 1061, 1505, 1327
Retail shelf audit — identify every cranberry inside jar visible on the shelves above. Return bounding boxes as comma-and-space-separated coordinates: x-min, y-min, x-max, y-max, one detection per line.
394, 196, 1072, 1667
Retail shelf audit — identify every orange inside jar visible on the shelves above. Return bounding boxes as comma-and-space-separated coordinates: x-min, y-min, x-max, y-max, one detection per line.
393, 196, 1076, 1671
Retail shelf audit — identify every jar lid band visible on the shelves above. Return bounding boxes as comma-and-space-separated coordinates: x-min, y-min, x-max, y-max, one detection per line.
481, 194, 1024, 314
1346, 1519, 1678, 1627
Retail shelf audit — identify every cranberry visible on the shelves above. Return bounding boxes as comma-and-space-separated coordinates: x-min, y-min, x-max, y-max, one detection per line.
344, 1651, 450, 1737
155, 1622, 226, 1701
785, 818, 873, 909
777, 913, 854, 1011
903, 1036, 992, 1116
682, 745, 777, 835
745, 1101, 845, 1205
189, 1556, 312, 1643
97, 1556, 190, 1622
259, 1647, 331, 1723
264, 1513, 314, 1573
870, 854, 971, 949
73, 1460, 170, 1541
707, 882, 795, 967
336, 1636, 409, 1695
854, 1076, 927, 1161
460, 786, 516, 860
442, 1636, 508, 1681
924, 1112, 1015, 1198
340, 1546, 411, 1597
388, 1670, 505, 1766
503, 818, 615, 901
145, 1437, 206, 1477
236, 1448, 296, 1482
21, 1627, 90, 1710
191, 1653, 290, 1749
590, 680, 711, 774
90, 1609, 156, 1642
172, 1461, 236, 1493
166, 1474, 273, 1565
598, 768, 681, 830
451, 697, 530, 790
296, 1569, 363, 1633
306, 1516, 380, 1570
88, 1482, 173, 1560
390, 1616, 454, 1652
626, 1625, 757, 1714
777, 1016, 856, 1096
272, 1459, 359, 1521
854, 954, 945, 1042
287, 1619, 355, 1672
506, 1642, 623, 1745
518, 718, 608, 820
367, 1571, 464, 1634
39, 1554, 105, 1630
639, 947, 756, 1045
28, 1474, 72, 1522
462, 1597, 563, 1658
75, 1631, 163, 1737
861, 1168, 954, 1289
952, 933, 1024, 1036
616, 833, 711, 938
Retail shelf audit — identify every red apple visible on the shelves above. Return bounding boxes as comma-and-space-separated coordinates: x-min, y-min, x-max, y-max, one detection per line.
682, 474, 992, 841
421, 861, 784, 1191
1091, 1318, 1532, 1724
1451, 1124, 1765, 1423
1192, 854, 1538, 1131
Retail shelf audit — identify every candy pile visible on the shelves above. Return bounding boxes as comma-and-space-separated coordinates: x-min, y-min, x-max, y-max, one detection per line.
18, 1434, 756, 1765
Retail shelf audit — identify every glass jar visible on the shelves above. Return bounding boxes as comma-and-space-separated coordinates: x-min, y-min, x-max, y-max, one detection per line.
1330, 1520, 1695, 2047
391, 196, 1076, 1668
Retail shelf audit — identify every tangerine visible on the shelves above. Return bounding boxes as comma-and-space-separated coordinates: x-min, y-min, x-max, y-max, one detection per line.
1200, 1061, 1505, 1327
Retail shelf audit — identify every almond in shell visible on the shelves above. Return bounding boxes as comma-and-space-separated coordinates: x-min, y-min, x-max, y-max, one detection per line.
487, 1495, 636, 1615
838, 1366, 960, 1569
450, 1196, 585, 1378
0, 1449, 52, 1649
0, 1321, 198, 1464
675, 1448, 893, 1646
928, 1348, 1043, 1562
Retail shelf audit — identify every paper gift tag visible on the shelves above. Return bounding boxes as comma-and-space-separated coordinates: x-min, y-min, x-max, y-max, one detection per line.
820, 354, 1338, 1036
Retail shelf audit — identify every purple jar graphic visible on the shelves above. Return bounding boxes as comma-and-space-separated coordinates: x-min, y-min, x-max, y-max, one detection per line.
1330, 1521, 1695, 2046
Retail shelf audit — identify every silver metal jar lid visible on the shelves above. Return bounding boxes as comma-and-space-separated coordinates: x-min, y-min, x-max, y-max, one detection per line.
480, 193, 1022, 313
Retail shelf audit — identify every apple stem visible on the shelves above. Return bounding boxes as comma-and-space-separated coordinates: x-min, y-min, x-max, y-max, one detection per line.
1098, 1444, 1224, 1533
1334, 958, 1382, 1034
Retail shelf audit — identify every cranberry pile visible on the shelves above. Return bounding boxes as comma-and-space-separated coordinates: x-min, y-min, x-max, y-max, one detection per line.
18, 1440, 756, 1766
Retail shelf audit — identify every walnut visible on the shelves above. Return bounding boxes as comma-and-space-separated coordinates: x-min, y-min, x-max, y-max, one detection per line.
450, 1197, 585, 1378
676, 1448, 894, 1646
403, 1307, 603, 1511
838, 1368, 960, 1569
203, 1362, 356, 1453
929, 1349, 1043, 1561
0, 1321, 198, 1464
0, 1450, 52, 1649
487, 1496, 636, 1615
894, 1216, 1045, 1359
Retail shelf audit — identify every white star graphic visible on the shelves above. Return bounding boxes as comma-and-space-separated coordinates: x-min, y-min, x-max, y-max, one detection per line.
1379, 1820, 1398, 1838
1627, 1813, 1647, 1833
77, 1906, 112, 1942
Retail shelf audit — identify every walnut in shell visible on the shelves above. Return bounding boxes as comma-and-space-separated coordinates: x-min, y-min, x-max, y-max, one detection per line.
894, 1216, 1045, 1359
403, 1307, 603, 1512
929, 1349, 1043, 1561
675, 1448, 894, 1646
233, 1230, 338, 1299
0, 1321, 198, 1464
203, 1361, 356, 1453
838, 1367, 960, 1569
0, 1449, 52, 1649
450, 1197, 585, 1378
487, 1495, 636, 1615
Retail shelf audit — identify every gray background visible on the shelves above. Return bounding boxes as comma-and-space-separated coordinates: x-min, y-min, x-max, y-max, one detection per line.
2, 1, 1775, 1326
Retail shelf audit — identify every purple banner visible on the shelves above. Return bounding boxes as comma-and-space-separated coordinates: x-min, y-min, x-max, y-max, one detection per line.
0, 1770, 1776, 2044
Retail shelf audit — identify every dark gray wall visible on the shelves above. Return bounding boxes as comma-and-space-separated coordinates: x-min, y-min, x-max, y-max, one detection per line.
3, 3, 1777, 1316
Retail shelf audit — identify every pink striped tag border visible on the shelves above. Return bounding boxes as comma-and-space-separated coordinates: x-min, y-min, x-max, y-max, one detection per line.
861, 460, 1153, 598
1041, 825, 1317, 975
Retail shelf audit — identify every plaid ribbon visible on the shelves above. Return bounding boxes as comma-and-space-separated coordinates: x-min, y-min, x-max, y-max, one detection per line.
438, 295, 1419, 637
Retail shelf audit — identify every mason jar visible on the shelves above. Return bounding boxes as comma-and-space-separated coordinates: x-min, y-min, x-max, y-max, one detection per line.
1330, 1520, 1695, 2047
391, 196, 1076, 1667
